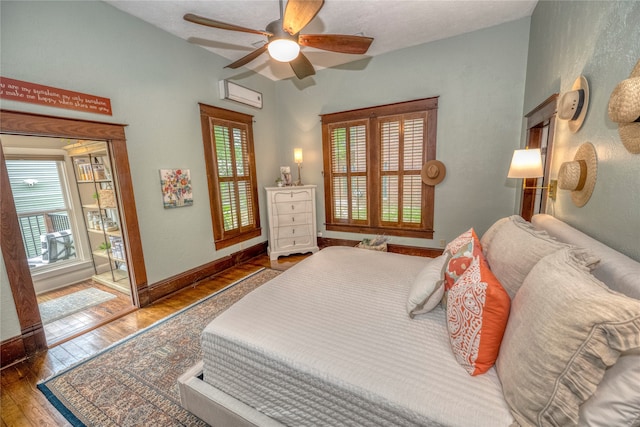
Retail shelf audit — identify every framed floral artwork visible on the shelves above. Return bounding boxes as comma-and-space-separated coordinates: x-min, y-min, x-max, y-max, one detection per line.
160, 169, 193, 208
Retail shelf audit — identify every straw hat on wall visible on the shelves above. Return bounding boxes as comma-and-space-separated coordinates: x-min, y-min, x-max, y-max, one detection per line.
558, 142, 598, 207
421, 160, 446, 186
558, 75, 590, 133
608, 59, 640, 154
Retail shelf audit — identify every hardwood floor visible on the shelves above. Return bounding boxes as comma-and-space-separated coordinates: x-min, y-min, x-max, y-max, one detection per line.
1, 253, 308, 427
37, 280, 134, 347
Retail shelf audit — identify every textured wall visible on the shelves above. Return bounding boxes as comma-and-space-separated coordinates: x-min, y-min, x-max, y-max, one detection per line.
0, 0, 279, 341
0, 248, 21, 341
0, 0, 279, 287
275, 18, 531, 247
525, 1, 640, 260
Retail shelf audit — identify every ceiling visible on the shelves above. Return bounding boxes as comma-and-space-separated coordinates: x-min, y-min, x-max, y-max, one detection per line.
104, 0, 538, 81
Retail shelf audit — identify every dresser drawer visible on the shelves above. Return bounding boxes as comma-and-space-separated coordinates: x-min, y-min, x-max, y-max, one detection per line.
272, 189, 312, 203
276, 235, 314, 250
275, 224, 311, 240
275, 212, 311, 227
273, 200, 312, 215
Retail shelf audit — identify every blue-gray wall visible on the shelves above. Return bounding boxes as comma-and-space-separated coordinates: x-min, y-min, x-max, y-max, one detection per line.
523, 0, 640, 260
274, 18, 530, 247
2, 1, 638, 344
0, 0, 279, 341
1, 0, 279, 284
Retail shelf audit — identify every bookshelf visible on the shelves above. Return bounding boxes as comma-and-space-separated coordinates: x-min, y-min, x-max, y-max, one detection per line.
65, 142, 130, 295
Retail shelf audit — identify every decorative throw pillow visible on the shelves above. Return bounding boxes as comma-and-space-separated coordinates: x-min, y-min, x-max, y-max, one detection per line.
482, 215, 598, 298
496, 248, 640, 427
446, 253, 510, 376
406, 253, 450, 318
443, 228, 483, 291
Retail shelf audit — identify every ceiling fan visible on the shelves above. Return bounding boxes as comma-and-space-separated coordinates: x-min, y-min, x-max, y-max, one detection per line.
184, 0, 374, 80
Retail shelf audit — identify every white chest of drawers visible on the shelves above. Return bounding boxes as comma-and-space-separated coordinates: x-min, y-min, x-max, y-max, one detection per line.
266, 185, 319, 260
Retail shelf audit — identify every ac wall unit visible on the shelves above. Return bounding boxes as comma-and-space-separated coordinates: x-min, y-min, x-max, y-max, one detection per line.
219, 80, 263, 109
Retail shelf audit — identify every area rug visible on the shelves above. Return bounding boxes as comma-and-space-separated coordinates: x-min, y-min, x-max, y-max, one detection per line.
38, 268, 281, 426
39, 288, 117, 324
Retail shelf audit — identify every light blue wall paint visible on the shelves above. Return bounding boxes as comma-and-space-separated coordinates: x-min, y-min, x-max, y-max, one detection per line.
275, 18, 531, 247
0, 0, 279, 342
7, 1, 634, 345
0, 2, 531, 342
525, 1, 640, 261
0, 247, 21, 340
0, 0, 279, 285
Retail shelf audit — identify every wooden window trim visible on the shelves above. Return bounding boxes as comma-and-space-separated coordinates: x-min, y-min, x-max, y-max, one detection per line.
321, 98, 438, 239
199, 103, 260, 250
325, 119, 370, 226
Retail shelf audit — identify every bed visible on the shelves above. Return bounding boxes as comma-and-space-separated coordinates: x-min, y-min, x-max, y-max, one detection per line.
178, 214, 640, 427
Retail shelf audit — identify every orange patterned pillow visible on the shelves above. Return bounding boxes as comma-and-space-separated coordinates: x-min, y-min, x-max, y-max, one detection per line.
444, 228, 483, 291
446, 253, 510, 376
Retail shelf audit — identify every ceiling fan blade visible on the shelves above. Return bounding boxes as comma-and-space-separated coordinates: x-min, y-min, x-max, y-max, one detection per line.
184, 13, 272, 37
225, 44, 269, 69
282, 0, 324, 35
289, 52, 316, 79
298, 34, 374, 54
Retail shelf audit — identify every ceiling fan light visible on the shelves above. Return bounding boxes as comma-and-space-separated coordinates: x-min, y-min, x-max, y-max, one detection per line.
268, 39, 300, 62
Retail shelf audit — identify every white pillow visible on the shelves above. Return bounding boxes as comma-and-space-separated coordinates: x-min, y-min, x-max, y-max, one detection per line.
482, 215, 598, 298
407, 253, 450, 317
496, 248, 640, 426
579, 348, 640, 426
480, 216, 508, 254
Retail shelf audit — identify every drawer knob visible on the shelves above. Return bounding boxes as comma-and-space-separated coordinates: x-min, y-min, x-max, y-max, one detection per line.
292, 229, 295, 234
292, 217, 295, 222
291, 204, 295, 210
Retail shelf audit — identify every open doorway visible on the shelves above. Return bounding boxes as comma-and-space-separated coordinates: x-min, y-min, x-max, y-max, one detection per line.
520, 94, 558, 221
1, 110, 148, 362
2, 135, 135, 346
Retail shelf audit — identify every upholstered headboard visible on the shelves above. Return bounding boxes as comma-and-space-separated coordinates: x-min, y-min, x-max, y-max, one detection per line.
531, 214, 640, 300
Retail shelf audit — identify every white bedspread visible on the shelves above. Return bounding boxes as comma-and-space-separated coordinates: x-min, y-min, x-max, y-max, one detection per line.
202, 246, 514, 426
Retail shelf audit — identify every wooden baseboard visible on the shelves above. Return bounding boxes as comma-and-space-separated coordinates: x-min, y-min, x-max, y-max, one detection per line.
146, 241, 268, 305
318, 237, 443, 258
1, 335, 26, 368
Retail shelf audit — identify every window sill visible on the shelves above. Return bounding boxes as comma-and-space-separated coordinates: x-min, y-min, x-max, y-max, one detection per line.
214, 228, 262, 251
325, 223, 434, 239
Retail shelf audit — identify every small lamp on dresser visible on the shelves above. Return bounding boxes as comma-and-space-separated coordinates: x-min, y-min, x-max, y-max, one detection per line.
294, 148, 303, 186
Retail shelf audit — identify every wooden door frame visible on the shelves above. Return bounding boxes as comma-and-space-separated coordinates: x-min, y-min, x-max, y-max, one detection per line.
520, 94, 558, 221
1, 110, 148, 362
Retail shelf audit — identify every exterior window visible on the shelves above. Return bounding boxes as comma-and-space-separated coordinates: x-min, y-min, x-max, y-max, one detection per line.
322, 98, 438, 239
199, 103, 260, 250
5, 158, 77, 267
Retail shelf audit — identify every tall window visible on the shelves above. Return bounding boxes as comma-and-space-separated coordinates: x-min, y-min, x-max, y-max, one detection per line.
5, 157, 77, 267
322, 98, 438, 239
199, 103, 260, 250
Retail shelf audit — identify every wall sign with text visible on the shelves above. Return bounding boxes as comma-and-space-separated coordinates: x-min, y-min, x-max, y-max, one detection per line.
0, 77, 112, 116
